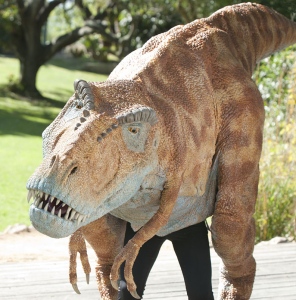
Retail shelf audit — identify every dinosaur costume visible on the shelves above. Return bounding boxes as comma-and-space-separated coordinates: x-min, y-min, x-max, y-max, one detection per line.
26, 3, 296, 300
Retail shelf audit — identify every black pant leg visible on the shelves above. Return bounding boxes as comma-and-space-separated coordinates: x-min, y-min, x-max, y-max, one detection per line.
169, 222, 214, 300
117, 223, 165, 300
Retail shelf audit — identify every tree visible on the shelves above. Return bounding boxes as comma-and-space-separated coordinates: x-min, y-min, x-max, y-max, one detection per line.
82, 0, 182, 62
0, 0, 135, 98
169, 0, 296, 24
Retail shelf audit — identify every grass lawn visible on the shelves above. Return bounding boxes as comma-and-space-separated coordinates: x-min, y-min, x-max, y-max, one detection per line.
0, 56, 108, 231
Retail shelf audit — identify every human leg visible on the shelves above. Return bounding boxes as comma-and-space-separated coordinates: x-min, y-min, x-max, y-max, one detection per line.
169, 222, 214, 300
117, 223, 165, 300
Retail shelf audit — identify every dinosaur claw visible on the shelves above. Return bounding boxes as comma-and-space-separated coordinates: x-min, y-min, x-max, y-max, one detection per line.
86, 273, 90, 284
130, 290, 141, 299
111, 280, 119, 291
72, 283, 81, 294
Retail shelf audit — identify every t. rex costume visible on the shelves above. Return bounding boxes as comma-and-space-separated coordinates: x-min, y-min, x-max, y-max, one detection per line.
26, 3, 296, 300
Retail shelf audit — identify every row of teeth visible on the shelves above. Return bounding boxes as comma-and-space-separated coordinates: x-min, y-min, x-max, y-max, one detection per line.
27, 189, 88, 225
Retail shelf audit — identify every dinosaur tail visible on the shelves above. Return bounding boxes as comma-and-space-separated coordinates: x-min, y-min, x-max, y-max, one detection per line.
206, 3, 296, 74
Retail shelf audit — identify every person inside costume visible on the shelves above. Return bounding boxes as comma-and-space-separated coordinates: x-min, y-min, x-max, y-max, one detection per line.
117, 221, 214, 300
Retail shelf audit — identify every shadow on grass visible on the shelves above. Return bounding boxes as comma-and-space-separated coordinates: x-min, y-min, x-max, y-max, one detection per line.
0, 86, 68, 109
44, 57, 95, 72
0, 88, 61, 137
42, 90, 72, 109
45, 57, 117, 75
0, 108, 53, 136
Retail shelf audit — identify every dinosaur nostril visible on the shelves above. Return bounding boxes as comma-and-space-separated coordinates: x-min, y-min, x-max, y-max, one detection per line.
50, 156, 56, 168
70, 166, 78, 176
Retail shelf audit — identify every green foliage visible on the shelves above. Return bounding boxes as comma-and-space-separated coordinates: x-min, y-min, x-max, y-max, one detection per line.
47, 4, 84, 43
0, 57, 108, 231
253, 46, 296, 242
0, 0, 19, 53
256, 0, 296, 19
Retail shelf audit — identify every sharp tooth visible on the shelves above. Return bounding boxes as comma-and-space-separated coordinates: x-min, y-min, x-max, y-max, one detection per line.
38, 202, 43, 209
65, 207, 71, 220
62, 203, 66, 207
50, 196, 54, 203
70, 211, 76, 220
77, 215, 83, 225
35, 199, 41, 207
58, 209, 61, 218
27, 190, 33, 203
56, 199, 60, 205
51, 206, 55, 215
44, 203, 49, 212
44, 193, 48, 200
40, 192, 43, 198
83, 216, 87, 222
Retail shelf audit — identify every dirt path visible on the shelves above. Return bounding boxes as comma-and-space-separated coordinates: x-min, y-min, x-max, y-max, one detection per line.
0, 229, 76, 264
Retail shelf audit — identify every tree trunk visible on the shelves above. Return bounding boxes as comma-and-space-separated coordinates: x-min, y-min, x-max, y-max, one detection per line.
10, 0, 130, 99
20, 56, 42, 99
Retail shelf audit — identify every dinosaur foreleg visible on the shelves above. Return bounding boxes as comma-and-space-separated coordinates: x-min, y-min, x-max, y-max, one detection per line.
110, 178, 183, 298
81, 214, 127, 300
69, 229, 91, 294
212, 86, 264, 300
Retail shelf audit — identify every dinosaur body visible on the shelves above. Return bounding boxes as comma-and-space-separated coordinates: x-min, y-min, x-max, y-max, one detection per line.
26, 3, 296, 300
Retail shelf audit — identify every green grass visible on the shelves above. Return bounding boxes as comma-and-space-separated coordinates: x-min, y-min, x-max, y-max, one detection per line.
0, 57, 107, 231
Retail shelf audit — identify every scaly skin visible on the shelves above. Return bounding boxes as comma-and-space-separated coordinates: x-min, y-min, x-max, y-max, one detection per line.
80, 215, 126, 299
26, 3, 296, 300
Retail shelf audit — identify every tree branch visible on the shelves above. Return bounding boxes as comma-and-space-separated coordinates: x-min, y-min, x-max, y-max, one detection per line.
75, 0, 92, 20
85, 20, 119, 42
16, 0, 24, 9
29, 0, 45, 20
45, 25, 95, 61
177, 1, 191, 24
118, 21, 135, 44
37, 0, 64, 26
93, 0, 115, 21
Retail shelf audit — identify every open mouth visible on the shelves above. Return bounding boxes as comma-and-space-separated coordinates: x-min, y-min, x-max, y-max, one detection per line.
27, 189, 88, 225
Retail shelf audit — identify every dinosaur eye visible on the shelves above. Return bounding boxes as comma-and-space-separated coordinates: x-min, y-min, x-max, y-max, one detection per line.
128, 127, 139, 134
76, 100, 83, 109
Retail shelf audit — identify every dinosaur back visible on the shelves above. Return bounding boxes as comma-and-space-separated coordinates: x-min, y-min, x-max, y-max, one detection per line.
205, 3, 296, 74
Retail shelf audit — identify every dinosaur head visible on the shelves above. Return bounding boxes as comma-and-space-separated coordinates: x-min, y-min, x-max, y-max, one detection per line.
26, 79, 160, 238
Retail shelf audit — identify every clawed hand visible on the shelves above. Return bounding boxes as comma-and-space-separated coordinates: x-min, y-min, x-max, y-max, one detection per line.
110, 239, 141, 299
68, 230, 91, 294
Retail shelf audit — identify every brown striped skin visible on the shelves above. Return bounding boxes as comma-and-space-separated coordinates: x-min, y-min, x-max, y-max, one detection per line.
83, 216, 126, 300
63, 3, 296, 300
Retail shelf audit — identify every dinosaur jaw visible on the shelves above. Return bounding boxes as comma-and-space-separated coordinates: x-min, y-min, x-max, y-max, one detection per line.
28, 189, 90, 238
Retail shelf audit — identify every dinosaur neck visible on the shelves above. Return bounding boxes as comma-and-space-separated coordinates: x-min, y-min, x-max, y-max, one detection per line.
206, 3, 296, 75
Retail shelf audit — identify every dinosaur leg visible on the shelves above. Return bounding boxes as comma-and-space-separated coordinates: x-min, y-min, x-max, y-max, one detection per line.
81, 214, 126, 300
68, 214, 126, 300
212, 85, 265, 300
69, 229, 92, 294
